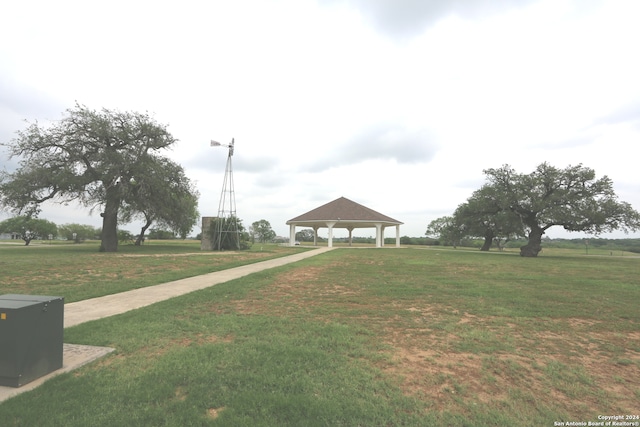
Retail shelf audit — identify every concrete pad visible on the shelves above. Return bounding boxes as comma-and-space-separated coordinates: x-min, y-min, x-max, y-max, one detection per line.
0, 343, 115, 403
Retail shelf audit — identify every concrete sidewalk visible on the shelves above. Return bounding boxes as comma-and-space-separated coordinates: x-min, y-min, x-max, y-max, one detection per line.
65, 246, 335, 327
0, 246, 335, 403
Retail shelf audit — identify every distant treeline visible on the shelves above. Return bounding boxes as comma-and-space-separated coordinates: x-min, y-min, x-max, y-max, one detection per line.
340, 236, 640, 253
528, 238, 640, 254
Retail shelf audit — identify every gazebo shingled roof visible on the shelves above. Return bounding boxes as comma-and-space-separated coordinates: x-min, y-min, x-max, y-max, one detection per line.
287, 196, 402, 225
286, 197, 403, 247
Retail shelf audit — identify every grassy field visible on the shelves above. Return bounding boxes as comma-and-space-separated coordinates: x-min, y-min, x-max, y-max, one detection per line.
0, 240, 310, 302
1, 244, 639, 426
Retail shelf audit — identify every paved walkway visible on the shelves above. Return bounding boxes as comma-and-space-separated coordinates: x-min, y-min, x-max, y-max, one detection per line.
65, 246, 335, 328
1, 246, 335, 403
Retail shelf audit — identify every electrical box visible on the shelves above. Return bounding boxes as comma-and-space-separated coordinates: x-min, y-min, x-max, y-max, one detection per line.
0, 294, 64, 387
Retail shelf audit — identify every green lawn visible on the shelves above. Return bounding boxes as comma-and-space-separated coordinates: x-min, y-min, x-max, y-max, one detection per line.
0, 240, 310, 302
1, 245, 638, 426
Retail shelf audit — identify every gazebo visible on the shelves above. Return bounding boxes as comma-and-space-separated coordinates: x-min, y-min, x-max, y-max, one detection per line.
287, 197, 403, 248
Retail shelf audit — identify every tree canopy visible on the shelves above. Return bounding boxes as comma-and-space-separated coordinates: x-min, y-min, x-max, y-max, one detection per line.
250, 219, 276, 243
120, 156, 199, 245
0, 216, 57, 245
484, 163, 640, 256
57, 223, 101, 242
208, 216, 251, 250
295, 229, 315, 243
426, 215, 463, 248
428, 163, 640, 256
453, 184, 525, 251
0, 104, 199, 252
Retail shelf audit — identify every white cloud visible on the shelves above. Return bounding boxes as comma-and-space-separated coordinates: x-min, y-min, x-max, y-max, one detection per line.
304, 124, 439, 172
318, 0, 539, 40
1, 0, 639, 240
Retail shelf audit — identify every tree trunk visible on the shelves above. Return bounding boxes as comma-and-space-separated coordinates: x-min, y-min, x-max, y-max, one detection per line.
135, 218, 153, 246
480, 229, 494, 251
520, 227, 543, 257
99, 187, 120, 252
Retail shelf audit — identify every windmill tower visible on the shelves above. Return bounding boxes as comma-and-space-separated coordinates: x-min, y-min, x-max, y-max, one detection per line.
210, 138, 240, 250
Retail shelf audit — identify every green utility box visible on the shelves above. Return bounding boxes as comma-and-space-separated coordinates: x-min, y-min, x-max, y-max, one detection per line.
0, 294, 64, 387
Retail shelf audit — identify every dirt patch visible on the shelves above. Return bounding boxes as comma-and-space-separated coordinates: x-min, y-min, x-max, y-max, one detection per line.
207, 407, 226, 419
457, 312, 479, 324
233, 264, 356, 316
566, 318, 601, 329
193, 334, 234, 345
227, 264, 640, 415
379, 314, 640, 414
174, 386, 188, 401
387, 347, 500, 402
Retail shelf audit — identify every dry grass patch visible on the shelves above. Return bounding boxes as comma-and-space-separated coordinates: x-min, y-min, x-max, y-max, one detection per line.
381, 314, 640, 414
207, 407, 226, 419
225, 258, 640, 417
233, 264, 359, 316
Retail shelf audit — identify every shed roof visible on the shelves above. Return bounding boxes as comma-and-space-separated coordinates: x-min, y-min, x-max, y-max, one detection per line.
287, 197, 402, 227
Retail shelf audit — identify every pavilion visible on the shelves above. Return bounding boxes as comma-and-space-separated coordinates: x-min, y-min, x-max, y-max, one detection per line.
286, 197, 403, 248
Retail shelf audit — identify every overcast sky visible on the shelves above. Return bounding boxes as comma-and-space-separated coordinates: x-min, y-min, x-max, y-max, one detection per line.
1, 0, 639, 239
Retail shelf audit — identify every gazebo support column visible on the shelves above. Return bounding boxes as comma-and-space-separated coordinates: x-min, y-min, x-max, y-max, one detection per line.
375, 223, 382, 248
326, 221, 336, 248
313, 226, 319, 246
289, 224, 296, 247
396, 224, 401, 247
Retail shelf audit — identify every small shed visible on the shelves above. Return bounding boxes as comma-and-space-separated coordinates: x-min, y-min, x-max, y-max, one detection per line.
286, 197, 403, 247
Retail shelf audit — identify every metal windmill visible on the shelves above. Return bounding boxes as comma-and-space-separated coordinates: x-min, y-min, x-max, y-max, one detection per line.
210, 138, 240, 250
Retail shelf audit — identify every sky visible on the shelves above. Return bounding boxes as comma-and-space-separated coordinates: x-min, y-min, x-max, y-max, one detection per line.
1, 0, 639, 240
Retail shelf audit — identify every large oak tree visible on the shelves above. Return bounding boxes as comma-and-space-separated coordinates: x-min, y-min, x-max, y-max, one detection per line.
454, 184, 525, 251
484, 163, 640, 257
0, 104, 198, 252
